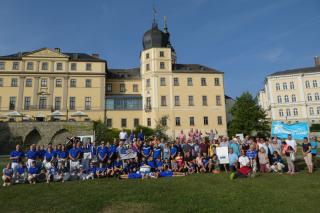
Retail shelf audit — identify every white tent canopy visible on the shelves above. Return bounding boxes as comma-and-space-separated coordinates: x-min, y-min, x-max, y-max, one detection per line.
70, 111, 88, 117
49, 110, 66, 117
5, 111, 22, 117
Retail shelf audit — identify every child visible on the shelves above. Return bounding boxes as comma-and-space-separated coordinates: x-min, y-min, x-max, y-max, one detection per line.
211, 154, 220, 174
28, 161, 39, 184
2, 163, 13, 187
106, 159, 114, 177
15, 162, 27, 184
258, 147, 270, 173
46, 161, 58, 183
171, 159, 178, 172
86, 162, 96, 180
270, 151, 285, 173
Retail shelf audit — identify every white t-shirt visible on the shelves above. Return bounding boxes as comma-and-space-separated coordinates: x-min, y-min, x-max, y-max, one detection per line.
239, 156, 250, 168
119, 131, 127, 140
286, 139, 297, 151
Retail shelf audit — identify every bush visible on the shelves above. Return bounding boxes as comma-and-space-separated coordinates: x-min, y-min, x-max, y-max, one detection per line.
310, 124, 320, 132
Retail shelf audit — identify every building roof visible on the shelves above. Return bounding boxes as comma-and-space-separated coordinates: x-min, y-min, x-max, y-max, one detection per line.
107, 68, 141, 79
0, 49, 106, 62
142, 21, 173, 51
225, 95, 234, 100
268, 66, 320, 77
172, 64, 223, 74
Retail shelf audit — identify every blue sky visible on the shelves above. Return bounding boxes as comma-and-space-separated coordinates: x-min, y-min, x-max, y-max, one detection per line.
1, 0, 320, 98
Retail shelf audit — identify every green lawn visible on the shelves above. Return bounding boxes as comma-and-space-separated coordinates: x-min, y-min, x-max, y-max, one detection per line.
1, 168, 320, 213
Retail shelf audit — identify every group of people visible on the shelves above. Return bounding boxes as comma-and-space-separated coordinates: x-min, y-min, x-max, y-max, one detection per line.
2, 128, 319, 187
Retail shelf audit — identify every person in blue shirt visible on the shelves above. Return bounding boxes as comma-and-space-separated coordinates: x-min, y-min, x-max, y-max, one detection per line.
86, 162, 96, 180
246, 145, 257, 173
46, 161, 58, 183
147, 157, 156, 172
138, 129, 145, 142
106, 159, 114, 177
310, 136, 318, 167
170, 144, 178, 159
155, 157, 163, 171
129, 130, 135, 143
57, 145, 68, 166
10, 145, 25, 177
108, 143, 117, 162
98, 142, 108, 167
228, 148, 239, 171
52, 145, 60, 158
270, 151, 285, 173
27, 161, 39, 184
96, 166, 106, 178
229, 139, 240, 157
113, 157, 123, 176
2, 163, 13, 187
69, 143, 81, 173
26, 144, 38, 168
153, 145, 162, 160
142, 143, 152, 158
15, 162, 27, 184
44, 146, 55, 169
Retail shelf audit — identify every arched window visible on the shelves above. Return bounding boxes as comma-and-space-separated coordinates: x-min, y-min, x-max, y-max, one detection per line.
291, 94, 296, 102
315, 93, 320, 101
290, 82, 295, 90
284, 95, 289, 103
305, 80, 310, 88
286, 109, 291, 116
293, 108, 298, 116
276, 83, 280, 91
277, 96, 282, 103
310, 107, 314, 115
307, 93, 312, 101
283, 82, 287, 90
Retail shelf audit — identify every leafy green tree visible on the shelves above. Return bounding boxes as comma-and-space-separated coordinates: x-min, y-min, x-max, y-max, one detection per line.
229, 92, 269, 137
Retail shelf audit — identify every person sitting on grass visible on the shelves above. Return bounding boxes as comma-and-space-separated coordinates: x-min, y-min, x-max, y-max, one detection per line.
302, 137, 313, 174
196, 153, 206, 173
2, 163, 13, 187
158, 165, 186, 178
211, 154, 220, 174
147, 157, 156, 172
28, 161, 39, 184
228, 148, 238, 172
113, 157, 123, 177
86, 162, 96, 180
246, 145, 257, 173
96, 165, 106, 178
46, 161, 59, 183
155, 157, 163, 172
230, 149, 252, 180
258, 147, 270, 173
78, 165, 88, 181
58, 161, 69, 182
270, 151, 285, 173
15, 161, 27, 184
186, 159, 196, 174
105, 159, 114, 177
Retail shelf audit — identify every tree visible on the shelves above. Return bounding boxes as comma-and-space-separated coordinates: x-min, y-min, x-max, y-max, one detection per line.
229, 92, 269, 137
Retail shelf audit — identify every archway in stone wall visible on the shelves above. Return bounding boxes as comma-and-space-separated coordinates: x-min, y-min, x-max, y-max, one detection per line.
50, 129, 73, 145
24, 129, 42, 148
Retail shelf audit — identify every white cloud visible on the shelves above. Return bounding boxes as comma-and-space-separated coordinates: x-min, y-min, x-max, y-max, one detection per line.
262, 48, 285, 63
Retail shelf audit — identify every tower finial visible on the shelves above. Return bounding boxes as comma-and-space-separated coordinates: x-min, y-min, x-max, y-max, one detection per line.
152, 0, 158, 28
164, 16, 168, 32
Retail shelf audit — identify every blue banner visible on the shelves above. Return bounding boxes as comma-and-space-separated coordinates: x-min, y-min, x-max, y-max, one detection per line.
271, 121, 309, 140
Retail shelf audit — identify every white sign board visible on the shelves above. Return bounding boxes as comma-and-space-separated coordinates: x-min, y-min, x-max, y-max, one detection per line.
236, 133, 244, 141
216, 147, 229, 164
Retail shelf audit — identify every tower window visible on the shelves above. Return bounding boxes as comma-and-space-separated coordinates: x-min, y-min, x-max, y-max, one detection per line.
146, 53, 150, 59
160, 62, 165, 69
146, 64, 150, 71
160, 51, 164, 57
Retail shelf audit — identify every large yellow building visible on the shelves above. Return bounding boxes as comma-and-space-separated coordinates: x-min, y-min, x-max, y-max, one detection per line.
106, 20, 227, 137
258, 57, 320, 125
0, 48, 106, 121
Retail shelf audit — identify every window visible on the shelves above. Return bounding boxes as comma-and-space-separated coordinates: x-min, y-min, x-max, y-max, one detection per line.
313, 80, 318, 88
9, 97, 16, 110
214, 78, 220, 86
0, 78, 3, 87
317, 107, 320, 115
188, 96, 194, 106
146, 97, 151, 109
173, 77, 179, 86
307, 93, 312, 101
11, 78, 18, 87
42, 62, 48, 70
146, 64, 150, 71
120, 83, 125, 92
286, 109, 291, 116
284, 95, 289, 103
160, 62, 165, 69
290, 82, 295, 90
26, 79, 32, 87
310, 107, 314, 115
161, 117, 167, 126
12, 62, 19, 70
189, 117, 195, 126
85, 97, 91, 110
160, 77, 166, 86
174, 96, 180, 106
71, 63, 77, 71
86, 63, 92, 71
216, 95, 221, 106
69, 97, 76, 110
27, 62, 33, 70
85, 79, 92, 88
24, 97, 31, 110
40, 79, 47, 87
146, 53, 150, 59
175, 117, 181, 126
106, 83, 112, 92
283, 82, 287, 90
187, 78, 193, 86
204, 116, 209, 125
315, 93, 320, 101
106, 119, 112, 128
0, 62, 5, 70
201, 78, 207, 86
55, 97, 61, 110
160, 51, 164, 57
291, 94, 296, 102
293, 108, 298, 116
70, 79, 77, 88
161, 96, 167, 106
202, 96, 208, 106
134, 118, 139, 127
276, 83, 280, 91
121, 119, 127, 128
277, 96, 282, 103
39, 97, 47, 109
279, 109, 284, 117
133, 84, 138, 92
55, 79, 62, 87
56, 63, 63, 70
147, 118, 151, 127
306, 81, 310, 88
146, 79, 151, 87
217, 116, 223, 125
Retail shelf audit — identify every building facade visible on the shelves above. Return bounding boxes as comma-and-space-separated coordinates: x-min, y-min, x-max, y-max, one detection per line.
258, 57, 320, 125
0, 48, 106, 121
106, 20, 227, 137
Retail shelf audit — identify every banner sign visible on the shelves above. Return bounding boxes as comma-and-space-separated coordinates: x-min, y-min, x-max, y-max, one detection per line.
119, 148, 137, 160
271, 121, 309, 140
216, 147, 229, 164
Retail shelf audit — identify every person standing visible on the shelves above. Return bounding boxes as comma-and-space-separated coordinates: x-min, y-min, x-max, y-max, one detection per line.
26, 144, 38, 168
10, 145, 25, 178
69, 143, 81, 173
302, 137, 313, 174
310, 136, 318, 168
119, 129, 128, 143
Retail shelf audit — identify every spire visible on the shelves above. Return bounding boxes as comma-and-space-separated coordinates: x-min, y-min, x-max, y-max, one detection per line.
152, 1, 158, 28
164, 16, 168, 33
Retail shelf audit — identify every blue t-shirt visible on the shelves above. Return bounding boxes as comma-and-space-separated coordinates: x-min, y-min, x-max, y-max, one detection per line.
155, 159, 163, 168
229, 153, 238, 166
229, 143, 240, 156
48, 167, 57, 175
17, 166, 26, 175
28, 166, 39, 175
3, 168, 13, 176
160, 171, 173, 177
147, 160, 156, 169
170, 146, 177, 156
153, 147, 162, 159
38, 149, 46, 158
310, 141, 318, 155
88, 166, 96, 174
246, 150, 257, 160
58, 150, 68, 159
26, 150, 38, 160
98, 147, 108, 160
138, 132, 144, 141
45, 151, 55, 161
143, 146, 151, 156
52, 149, 60, 157
109, 145, 117, 155
10, 150, 25, 162
113, 160, 123, 168
69, 148, 80, 159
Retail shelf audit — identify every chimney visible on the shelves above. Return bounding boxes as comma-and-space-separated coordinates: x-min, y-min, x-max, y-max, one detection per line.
315, 56, 320, 67
54, 48, 61, 53
92, 53, 100, 58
